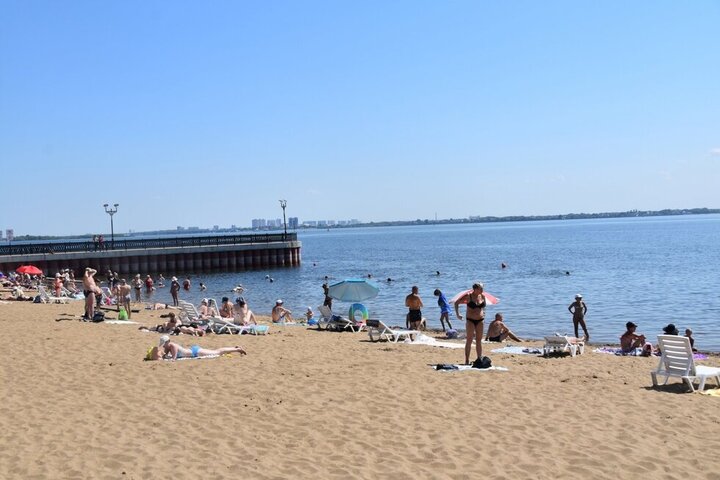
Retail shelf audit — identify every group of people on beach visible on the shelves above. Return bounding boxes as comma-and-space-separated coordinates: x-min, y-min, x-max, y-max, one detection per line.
620, 321, 697, 355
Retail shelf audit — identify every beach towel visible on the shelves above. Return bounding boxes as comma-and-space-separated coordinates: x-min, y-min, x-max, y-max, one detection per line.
593, 346, 708, 360
404, 334, 465, 349
104, 320, 139, 325
491, 345, 542, 355
430, 364, 509, 372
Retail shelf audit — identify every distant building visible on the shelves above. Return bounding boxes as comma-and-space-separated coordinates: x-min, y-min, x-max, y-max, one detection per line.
177, 226, 185, 231
212, 225, 219, 231
288, 217, 299, 229
188, 227, 200, 231
252, 219, 267, 229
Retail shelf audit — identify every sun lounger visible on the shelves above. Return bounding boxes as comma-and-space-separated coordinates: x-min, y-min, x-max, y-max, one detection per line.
38, 285, 70, 304
317, 305, 364, 332
543, 335, 585, 357
366, 319, 419, 343
651, 335, 720, 392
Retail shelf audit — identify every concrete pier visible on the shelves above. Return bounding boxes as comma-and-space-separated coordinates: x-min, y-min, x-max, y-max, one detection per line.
0, 233, 301, 276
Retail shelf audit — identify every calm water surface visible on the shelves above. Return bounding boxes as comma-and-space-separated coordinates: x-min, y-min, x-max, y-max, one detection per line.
143, 215, 720, 350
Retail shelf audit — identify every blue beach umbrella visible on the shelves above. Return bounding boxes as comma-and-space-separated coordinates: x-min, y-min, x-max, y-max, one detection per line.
327, 279, 380, 302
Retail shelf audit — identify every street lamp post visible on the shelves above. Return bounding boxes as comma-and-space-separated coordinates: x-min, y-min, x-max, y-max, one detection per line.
279, 199, 287, 239
103, 203, 119, 249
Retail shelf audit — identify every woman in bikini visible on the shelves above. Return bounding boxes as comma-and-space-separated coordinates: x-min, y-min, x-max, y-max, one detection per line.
454, 282, 486, 365
146, 335, 246, 361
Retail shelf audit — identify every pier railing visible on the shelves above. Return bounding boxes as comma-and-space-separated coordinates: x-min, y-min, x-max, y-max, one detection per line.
0, 233, 297, 256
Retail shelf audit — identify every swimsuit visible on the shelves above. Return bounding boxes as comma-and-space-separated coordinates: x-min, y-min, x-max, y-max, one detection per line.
408, 309, 422, 322
466, 294, 485, 326
83, 289, 92, 297
191, 345, 200, 357
488, 334, 502, 342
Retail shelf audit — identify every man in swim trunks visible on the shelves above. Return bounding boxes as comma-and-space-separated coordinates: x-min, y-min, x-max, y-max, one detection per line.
485, 313, 523, 342
271, 299, 294, 323
620, 321, 650, 355
118, 279, 132, 319
82, 267, 101, 320
405, 286, 424, 330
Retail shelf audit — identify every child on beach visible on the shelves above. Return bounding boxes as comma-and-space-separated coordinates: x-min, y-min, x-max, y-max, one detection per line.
685, 328, 697, 352
433, 289, 453, 332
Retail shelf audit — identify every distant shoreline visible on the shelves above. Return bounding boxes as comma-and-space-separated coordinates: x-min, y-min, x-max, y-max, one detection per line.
5, 207, 719, 241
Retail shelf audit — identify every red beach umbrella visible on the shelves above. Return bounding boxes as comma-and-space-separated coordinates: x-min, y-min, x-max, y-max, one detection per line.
451, 289, 499, 306
16, 265, 43, 276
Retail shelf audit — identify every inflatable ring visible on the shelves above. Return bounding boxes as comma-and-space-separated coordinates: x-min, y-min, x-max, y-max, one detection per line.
348, 303, 369, 322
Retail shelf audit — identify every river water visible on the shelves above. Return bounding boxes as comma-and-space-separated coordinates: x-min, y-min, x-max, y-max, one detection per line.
140, 215, 720, 351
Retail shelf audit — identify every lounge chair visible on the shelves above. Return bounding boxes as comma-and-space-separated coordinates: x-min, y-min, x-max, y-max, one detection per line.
38, 285, 70, 304
366, 319, 419, 343
317, 305, 364, 332
543, 335, 585, 357
651, 335, 720, 392
178, 300, 213, 326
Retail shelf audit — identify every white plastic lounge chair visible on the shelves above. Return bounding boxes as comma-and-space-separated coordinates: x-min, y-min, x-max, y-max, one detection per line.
178, 301, 213, 326
38, 285, 69, 304
543, 335, 585, 357
100, 286, 116, 306
317, 305, 364, 332
366, 319, 419, 343
651, 335, 720, 393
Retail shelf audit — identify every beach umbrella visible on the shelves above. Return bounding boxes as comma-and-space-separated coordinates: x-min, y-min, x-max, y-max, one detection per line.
451, 289, 499, 306
16, 265, 43, 276
327, 279, 380, 302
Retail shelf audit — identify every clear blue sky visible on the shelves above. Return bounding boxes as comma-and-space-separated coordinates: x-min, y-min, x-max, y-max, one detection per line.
1, 0, 718, 236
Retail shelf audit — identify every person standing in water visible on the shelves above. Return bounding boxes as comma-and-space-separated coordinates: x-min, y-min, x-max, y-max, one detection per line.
568, 294, 589, 341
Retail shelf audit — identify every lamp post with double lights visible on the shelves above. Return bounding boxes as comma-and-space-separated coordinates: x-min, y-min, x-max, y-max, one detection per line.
279, 199, 287, 239
103, 203, 119, 249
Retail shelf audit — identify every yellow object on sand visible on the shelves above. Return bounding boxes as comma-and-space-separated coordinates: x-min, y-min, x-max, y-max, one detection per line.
699, 388, 720, 396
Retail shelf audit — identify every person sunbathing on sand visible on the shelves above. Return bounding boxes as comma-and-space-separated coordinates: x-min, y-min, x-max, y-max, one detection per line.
146, 335, 246, 360
233, 297, 257, 325
485, 313, 523, 342
620, 322, 652, 356
271, 299, 294, 323
156, 312, 204, 336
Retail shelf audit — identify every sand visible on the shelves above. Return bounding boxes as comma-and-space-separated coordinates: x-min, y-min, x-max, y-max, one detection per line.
1, 300, 719, 480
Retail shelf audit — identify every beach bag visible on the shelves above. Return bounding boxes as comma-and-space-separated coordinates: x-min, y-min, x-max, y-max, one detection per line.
117, 308, 128, 321
472, 356, 492, 369
33, 295, 43, 303
92, 311, 105, 322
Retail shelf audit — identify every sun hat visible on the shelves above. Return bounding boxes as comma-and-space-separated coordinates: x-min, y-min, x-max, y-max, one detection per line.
276, 299, 283, 305
159, 335, 170, 346
663, 323, 679, 335
201, 298, 208, 304
575, 294, 583, 299
626, 321, 637, 329
171, 276, 177, 281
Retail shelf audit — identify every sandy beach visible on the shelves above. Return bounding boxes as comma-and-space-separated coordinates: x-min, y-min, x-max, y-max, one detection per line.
1, 299, 719, 480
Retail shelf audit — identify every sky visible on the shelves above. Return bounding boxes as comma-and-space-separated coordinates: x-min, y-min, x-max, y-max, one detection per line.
1, 0, 719, 236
